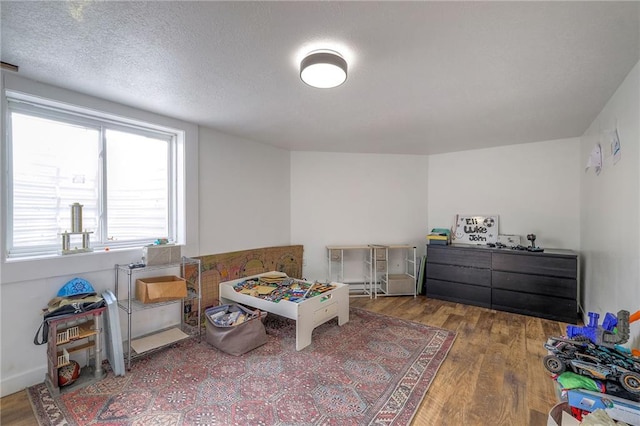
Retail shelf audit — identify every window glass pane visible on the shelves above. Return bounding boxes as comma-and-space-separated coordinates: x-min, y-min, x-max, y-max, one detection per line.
106, 129, 168, 242
11, 113, 100, 250
6, 99, 178, 259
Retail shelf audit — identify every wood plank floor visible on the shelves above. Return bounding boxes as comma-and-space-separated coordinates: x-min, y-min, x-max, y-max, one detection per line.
350, 296, 567, 425
1, 296, 566, 425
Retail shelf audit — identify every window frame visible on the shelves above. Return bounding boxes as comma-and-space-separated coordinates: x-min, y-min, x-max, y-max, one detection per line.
6, 93, 181, 259
0, 75, 198, 279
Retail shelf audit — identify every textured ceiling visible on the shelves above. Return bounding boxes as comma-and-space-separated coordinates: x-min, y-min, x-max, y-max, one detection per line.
2, 1, 639, 155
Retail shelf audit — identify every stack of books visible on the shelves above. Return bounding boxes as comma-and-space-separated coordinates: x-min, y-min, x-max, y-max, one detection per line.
427, 228, 450, 245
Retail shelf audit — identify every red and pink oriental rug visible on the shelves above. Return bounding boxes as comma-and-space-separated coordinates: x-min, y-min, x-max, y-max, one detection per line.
28, 307, 456, 425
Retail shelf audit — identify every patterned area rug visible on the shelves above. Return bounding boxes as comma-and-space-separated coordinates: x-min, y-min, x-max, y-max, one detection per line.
28, 307, 456, 425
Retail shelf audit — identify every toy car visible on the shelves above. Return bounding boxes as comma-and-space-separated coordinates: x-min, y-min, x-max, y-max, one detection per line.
543, 336, 640, 394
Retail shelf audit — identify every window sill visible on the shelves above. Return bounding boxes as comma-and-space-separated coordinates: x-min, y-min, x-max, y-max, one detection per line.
1, 247, 144, 285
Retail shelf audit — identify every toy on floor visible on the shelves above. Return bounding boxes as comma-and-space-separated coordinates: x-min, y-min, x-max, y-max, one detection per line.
566, 310, 631, 348
543, 309, 640, 394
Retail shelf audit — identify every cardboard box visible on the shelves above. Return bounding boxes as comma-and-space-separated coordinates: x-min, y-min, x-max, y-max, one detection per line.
135, 275, 187, 303
143, 244, 182, 266
547, 402, 580, 426
567, 388, 640, 425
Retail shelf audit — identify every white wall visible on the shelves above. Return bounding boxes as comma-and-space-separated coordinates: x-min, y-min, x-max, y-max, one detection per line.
428, 139, 581, 250
198, 128, 291, 255
0, 75, 199, 397
290, 152, 429, 282
579, 60, 640, 346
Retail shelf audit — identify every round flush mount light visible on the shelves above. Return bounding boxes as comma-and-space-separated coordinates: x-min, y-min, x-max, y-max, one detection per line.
300, 50, 348, 89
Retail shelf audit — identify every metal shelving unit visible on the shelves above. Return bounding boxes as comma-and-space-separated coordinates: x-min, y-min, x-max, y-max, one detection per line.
114, 256, 201, 370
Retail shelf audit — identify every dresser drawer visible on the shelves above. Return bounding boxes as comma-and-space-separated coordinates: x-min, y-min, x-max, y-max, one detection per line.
492, 270, 576, 299
427, 263, 491, 287
492, 289, 578, 323
427, 246, 491, 269
492, 252, 577, 278
426, 278, 491, 308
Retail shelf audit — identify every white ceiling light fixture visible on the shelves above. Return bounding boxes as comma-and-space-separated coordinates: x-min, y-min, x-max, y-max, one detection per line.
300, 50, 347, 89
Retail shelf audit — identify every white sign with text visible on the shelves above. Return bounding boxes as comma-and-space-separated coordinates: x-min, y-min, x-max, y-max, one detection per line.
453, 215, 499, 244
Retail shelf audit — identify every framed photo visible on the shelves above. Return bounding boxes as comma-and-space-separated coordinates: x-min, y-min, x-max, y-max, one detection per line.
453, 214, 499, 244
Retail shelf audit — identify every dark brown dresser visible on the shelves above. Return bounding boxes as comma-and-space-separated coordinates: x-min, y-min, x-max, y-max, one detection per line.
425, 244, 578, 323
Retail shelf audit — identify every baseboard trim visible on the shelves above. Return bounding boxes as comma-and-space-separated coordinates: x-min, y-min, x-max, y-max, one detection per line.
1, 366, 45, 398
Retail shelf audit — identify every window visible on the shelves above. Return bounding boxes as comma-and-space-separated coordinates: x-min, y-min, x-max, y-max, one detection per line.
5, 93, 182, 259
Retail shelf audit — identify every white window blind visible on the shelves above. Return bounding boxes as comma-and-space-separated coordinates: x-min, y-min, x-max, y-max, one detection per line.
105, 129, 170, 241
6, 95, 178, 259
